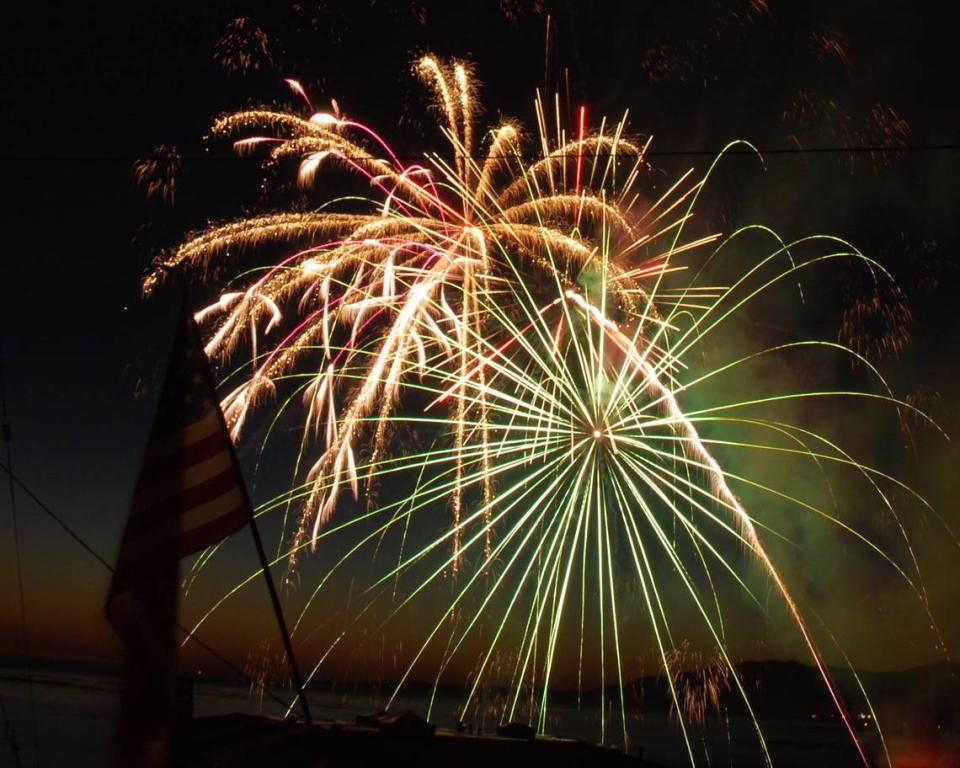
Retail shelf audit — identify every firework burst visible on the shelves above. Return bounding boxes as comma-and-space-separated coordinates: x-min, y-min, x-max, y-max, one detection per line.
151, 57, 946, 765
148, 56, 693, 567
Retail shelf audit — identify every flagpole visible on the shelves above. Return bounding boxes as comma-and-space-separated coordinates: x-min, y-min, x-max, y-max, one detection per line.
171, 270, 314, 727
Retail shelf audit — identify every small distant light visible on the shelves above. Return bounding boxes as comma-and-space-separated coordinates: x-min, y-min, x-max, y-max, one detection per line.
593, 429, 602, 439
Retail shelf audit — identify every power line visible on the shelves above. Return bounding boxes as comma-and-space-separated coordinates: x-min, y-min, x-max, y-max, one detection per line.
646, 143, 960, 157
5, 143, 960, 162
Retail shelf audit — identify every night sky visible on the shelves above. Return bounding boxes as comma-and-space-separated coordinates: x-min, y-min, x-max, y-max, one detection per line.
2, 0, 958, 691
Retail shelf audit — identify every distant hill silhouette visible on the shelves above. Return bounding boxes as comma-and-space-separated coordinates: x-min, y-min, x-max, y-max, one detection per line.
4, 654, 957, 730
606, 659, 960, 730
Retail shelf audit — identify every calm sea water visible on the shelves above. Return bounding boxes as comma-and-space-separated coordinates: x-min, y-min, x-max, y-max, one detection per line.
0, 664, 912, 767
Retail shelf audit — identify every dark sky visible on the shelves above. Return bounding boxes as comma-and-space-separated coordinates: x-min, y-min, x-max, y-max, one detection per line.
1, 0, 958, 689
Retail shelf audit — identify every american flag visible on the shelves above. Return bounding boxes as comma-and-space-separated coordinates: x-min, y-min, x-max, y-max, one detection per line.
108, 302, 249, 590
105, 298, 250, 767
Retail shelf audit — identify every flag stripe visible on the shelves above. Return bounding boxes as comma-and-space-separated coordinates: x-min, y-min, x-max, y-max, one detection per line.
133, 447, 236, 511
177, 506, 249, 558
116, 491, 248, 568
137, 420, 229, 487
143, 407, 222, 462
136, 462, 239, 521
181, 487, 246, 533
